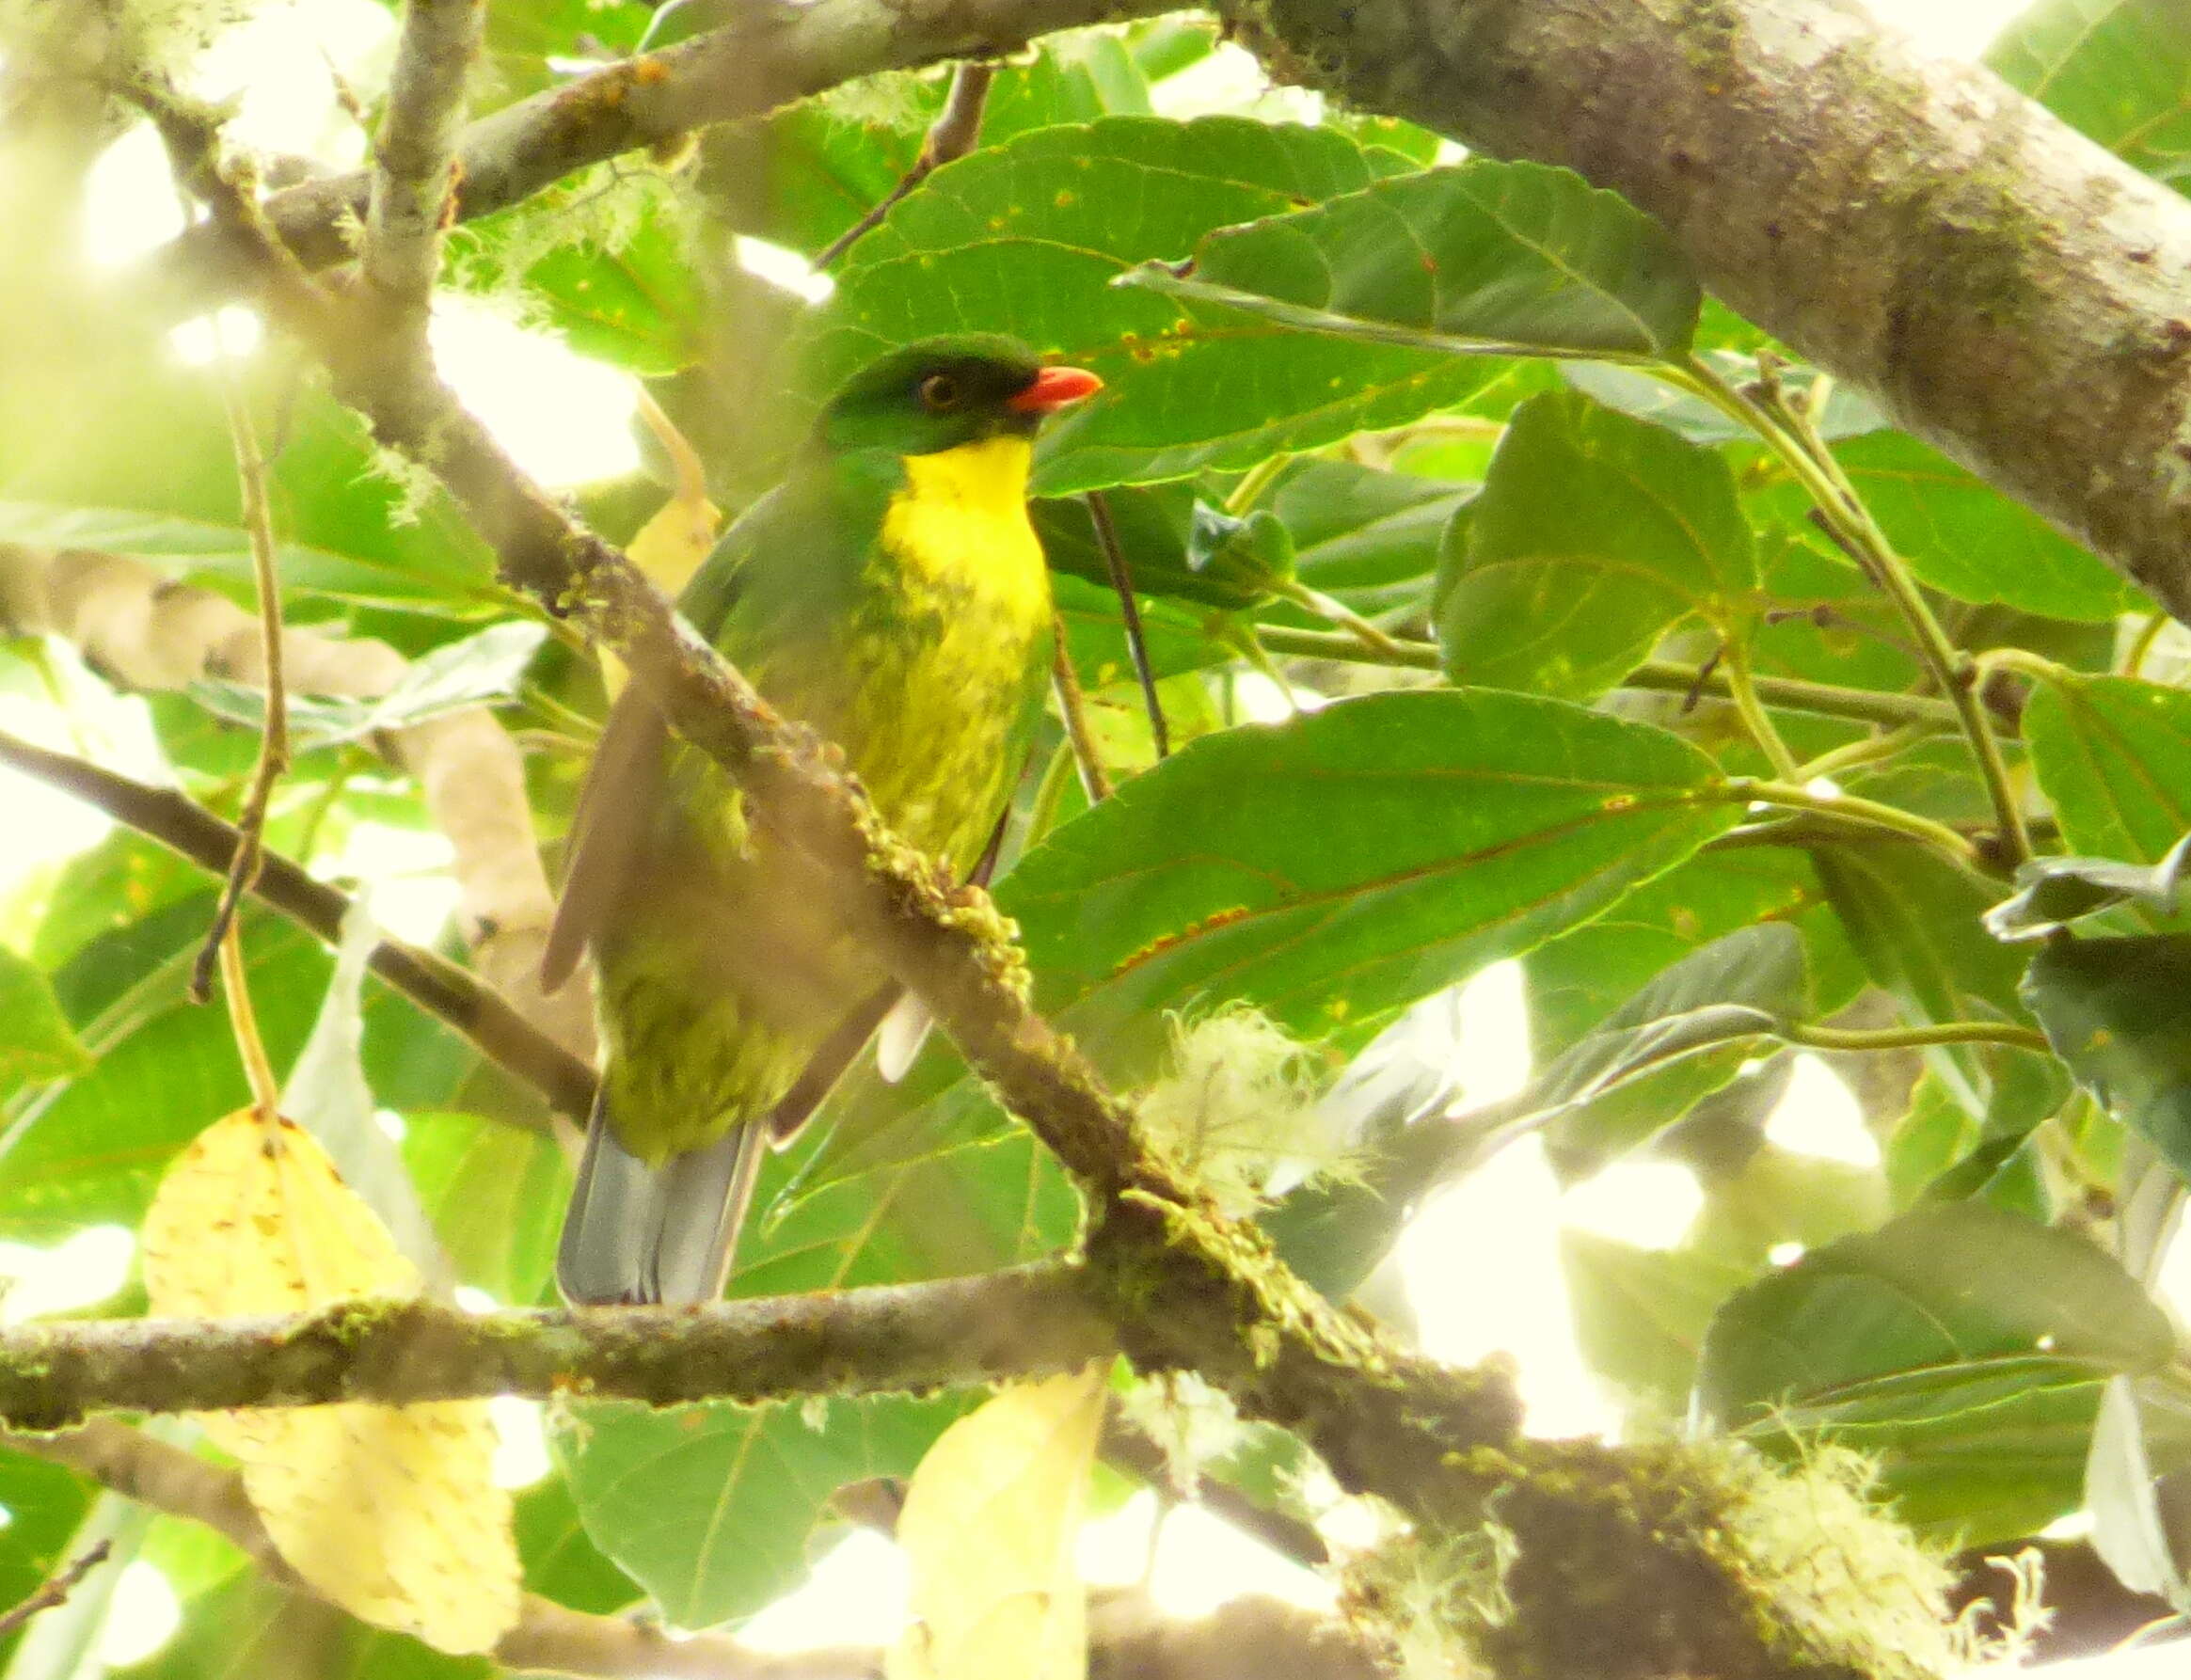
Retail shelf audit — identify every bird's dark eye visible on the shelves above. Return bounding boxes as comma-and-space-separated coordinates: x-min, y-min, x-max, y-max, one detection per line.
918, 373, 961, 411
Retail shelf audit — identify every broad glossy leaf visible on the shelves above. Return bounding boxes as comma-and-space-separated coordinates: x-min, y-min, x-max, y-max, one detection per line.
1758, 431, 2139, 620
1563, 356, 1887, 445
1135, 159, 1700, 360
404, 1112, 568, 1306
1812, 845, 2034, 1116
1985, 839, 2191, 941
1271, 457, 1473, 617
2025, 674, 2191, 863
2026, 933, 2191, 1184
1698, 1200, 2173, 1541
193, 623, 548, 748
556, 1392, 967, 1629
1437, 390, 1755, 700
1990, 0, 2191, 185
795, 118, 1470, 495
0, 946, 91, 1087
1526, 846, 1837, 1056
1536, 924, 1805, 1174
1562, 1231, 1752, 1417
807, 689, 1740, 1186
0, 902, 332, 1242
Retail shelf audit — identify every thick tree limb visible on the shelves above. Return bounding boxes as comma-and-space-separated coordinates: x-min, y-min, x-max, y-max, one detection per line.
8, 1421, 881, 1679
0, 726, 597, 1120
0, 1265, 1108, 1425
129, 0, 1174, 320
1241, 0, 2191, 619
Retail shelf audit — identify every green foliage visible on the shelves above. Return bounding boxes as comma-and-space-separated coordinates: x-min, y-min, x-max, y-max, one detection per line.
8, 4, 2191, 1660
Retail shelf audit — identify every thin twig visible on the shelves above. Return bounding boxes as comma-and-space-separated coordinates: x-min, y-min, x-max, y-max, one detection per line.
0, 1541, 112, 1640
0, 727, 596, 1120
1086, 490, 1168, 757
1675, 356, 2033, 867
190, 355, 291, 1003
815, 62, 993, 268
363, 0, 484, 311
1050, 619, 1113, 802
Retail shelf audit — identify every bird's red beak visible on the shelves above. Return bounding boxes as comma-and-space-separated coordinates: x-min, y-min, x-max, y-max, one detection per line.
1007, 365, 1103, 413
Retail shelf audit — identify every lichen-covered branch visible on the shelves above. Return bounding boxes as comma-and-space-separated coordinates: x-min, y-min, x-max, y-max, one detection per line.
128, 0, 1177, 320
1241, 0, 2191, 620
8, 1421, 879, 1679
0, 1267, 1110, 1424
0, 541, 595, 1056
363, 0, 483, 313
0, 726, 596, 1119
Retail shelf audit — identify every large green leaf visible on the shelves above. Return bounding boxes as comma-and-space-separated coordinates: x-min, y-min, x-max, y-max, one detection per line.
1563, 1232, 1753, 1418
1436, 390, 1755, 700
2026, 934, 2191, 1185
1811, 845, 2034, 1116
0, 946, 91, 1087
1755, 431, 2139, 621
1697, 1201, 2174, 1543
2024, 674, 2191, 864
1989, 0, 2191, 186
1526, 846, 1836, 1058
794, 118, 1486, 495
404, 1112, 569, 1306
807, 689, 1741, 1185
1271, 457, 1473, 618
1133, 158, 1700, 361
555, 1393, 966, 1630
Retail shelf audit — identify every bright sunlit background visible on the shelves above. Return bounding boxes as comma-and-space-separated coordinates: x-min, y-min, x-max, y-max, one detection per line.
8, 0, 2184, 1672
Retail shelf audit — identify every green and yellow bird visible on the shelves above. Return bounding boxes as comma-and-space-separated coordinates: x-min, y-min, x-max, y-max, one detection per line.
544, 335, 1101, 1306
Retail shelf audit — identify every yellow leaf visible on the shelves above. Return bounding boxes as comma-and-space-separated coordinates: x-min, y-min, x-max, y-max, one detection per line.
889, 1364, 1109, 1680
140, 1109, 520, 1655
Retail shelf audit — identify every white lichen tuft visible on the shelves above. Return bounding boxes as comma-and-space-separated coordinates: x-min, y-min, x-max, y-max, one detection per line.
1115, 1371, 1254, 1488
1709, 1440, 2031, 1677
1138, 1006, 1360, 1218
1344, 1515, 1504, 1680
366, 443, 443, 528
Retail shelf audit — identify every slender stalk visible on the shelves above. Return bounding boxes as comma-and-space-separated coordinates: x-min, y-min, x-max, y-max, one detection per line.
2126, 610, 2171, 677
1671, 355, 2033, 866
1779, 1019, 2051, 1054
1223, 452, 1291, 515
1049, 624, 1113, 803
191, 356, 290, 1002
1728, 776, 1986, 867
216, 924, 281, 1117
1719, 637, 1802, 779
1086, 490, 1168, 757
1248, 624, 1963, 730
816, 62, 993, 268
1795, 724, 1924, 784
1273, 579, 1412, 659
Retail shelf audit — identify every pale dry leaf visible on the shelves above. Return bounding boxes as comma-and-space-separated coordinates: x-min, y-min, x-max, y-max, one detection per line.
139, 1108, 520, 1655
889, 1363, 1109, 1680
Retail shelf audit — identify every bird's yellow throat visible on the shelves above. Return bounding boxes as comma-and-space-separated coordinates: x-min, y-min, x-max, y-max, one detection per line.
880, 435, 1049, 626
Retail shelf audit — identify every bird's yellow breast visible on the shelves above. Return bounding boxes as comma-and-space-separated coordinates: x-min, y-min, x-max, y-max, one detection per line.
853, 434, 1052, 870
879, 436, 1050, 627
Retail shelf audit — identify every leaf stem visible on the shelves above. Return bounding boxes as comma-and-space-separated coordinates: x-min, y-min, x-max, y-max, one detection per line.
1718, 636, 1802, 779
1727, 776, 1986, 867
1050, 622, 1113, 803
1671, 355, 2033, 867
1273, 579, 1411, 658
1776, 1019, 2051, 1054
1223, 452, 1290, 515
1248, 624, 1961, 730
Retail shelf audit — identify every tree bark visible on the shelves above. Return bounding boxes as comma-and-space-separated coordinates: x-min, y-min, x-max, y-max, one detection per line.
1245, 0, 2191, 618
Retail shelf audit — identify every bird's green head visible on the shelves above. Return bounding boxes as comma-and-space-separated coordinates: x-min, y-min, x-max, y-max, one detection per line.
814, 334, 1102, 459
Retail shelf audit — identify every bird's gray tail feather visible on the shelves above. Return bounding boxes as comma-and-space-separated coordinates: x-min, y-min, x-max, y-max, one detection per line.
557, 1097, 770, 1307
